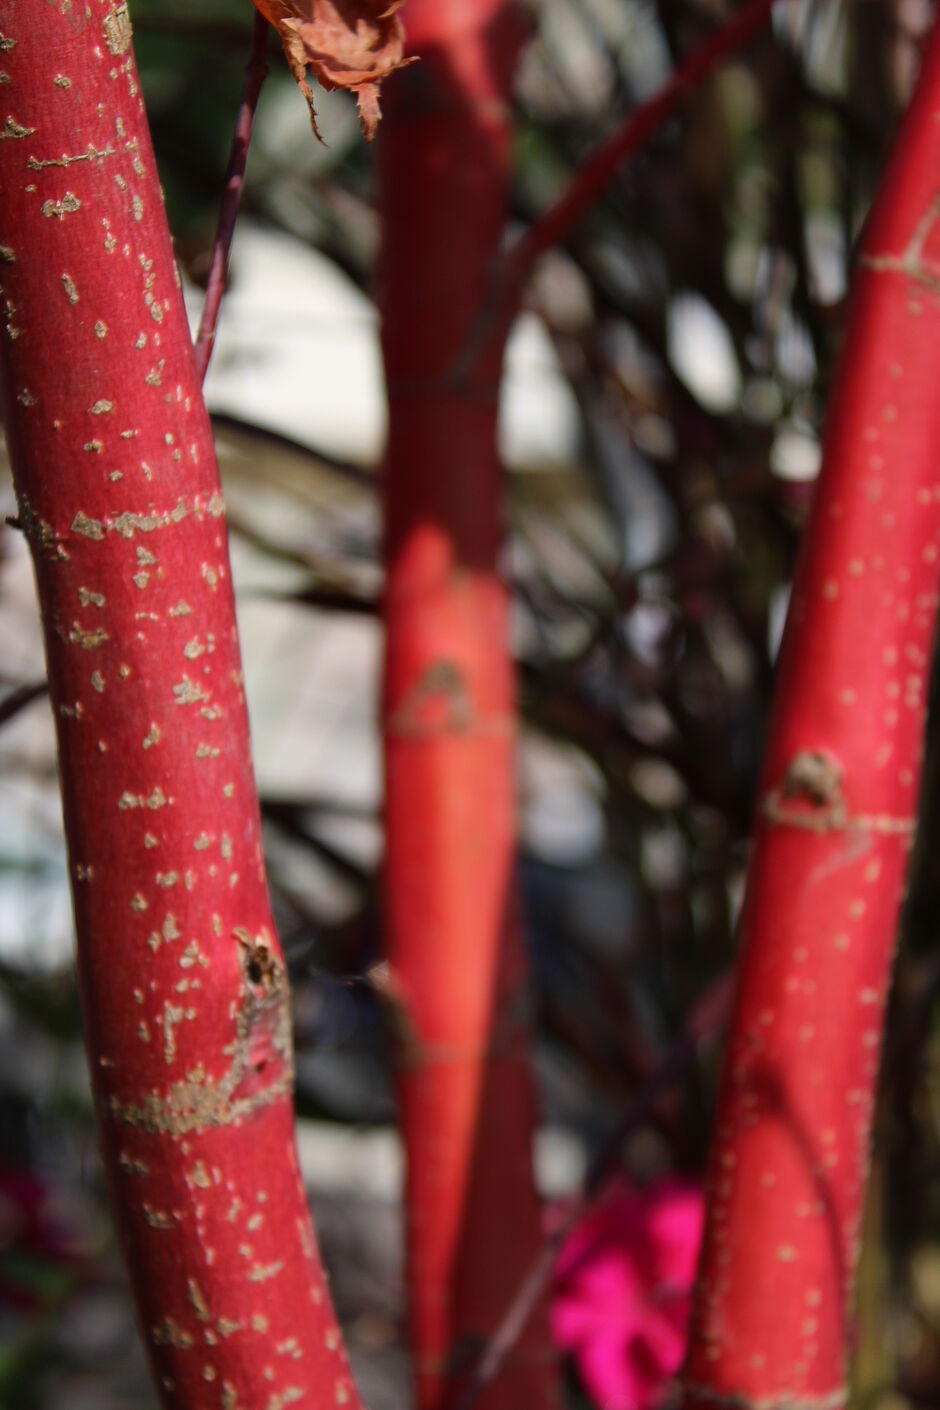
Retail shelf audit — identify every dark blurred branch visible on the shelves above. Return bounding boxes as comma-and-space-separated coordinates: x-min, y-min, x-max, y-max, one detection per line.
277, 583, 379, 614
225, 508, 379, 611
0, 680, 48, 728
262, 799, 373, 888
210, 410, 373, 485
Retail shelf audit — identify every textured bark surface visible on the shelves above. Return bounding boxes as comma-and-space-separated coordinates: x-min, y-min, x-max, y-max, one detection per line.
379, 3, 555, 1408
683, 21, 940, 1410
0, 6, 361, 1409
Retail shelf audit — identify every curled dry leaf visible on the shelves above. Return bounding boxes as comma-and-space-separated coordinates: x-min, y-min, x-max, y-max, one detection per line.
251, 0, 413, 140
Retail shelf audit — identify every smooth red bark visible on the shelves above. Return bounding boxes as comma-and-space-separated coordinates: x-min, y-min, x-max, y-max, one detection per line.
683, 21, 940, 1409
0, 6, 361, 1408
379, 3, 555, 1408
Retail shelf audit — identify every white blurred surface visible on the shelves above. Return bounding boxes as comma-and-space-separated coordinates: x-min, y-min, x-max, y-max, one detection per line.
191, 222, 583, 471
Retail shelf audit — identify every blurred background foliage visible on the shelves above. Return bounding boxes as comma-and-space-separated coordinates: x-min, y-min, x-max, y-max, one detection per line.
2, 0, 940, 1405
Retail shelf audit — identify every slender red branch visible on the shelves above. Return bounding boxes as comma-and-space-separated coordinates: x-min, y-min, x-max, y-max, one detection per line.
193, 10, 269, 384
512, 0, 775, 273
379, 4, 555, 1408
682, 18, 940, 1407
452, 0, 777, 382
0, 8, 361, 1408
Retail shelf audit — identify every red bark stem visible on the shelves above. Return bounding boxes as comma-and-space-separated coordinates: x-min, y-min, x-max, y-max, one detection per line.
682, 21, 940, 1409
0, 7, 361, 1409
378, 3, 556, 1408
193, 10, 269, 385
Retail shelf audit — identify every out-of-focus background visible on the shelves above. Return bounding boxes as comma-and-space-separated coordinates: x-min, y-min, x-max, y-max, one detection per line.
3, 1, 940, 1406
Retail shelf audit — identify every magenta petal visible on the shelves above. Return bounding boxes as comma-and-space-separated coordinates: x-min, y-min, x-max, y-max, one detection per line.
551, 1177, 705, 1409
578, 1329, 645, 1410
645, 1182, 705, 1287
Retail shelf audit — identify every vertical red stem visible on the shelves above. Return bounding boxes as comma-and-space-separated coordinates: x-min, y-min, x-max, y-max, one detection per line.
683, 21, 940, 1409
378, 4, 555, 1408
0, 7, 361, 1409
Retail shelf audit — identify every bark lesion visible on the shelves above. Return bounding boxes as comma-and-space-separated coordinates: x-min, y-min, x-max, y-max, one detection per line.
387, 658, 513, 739
388, 659, 473, 737
108, 928, 294, 1136
760, 749, 914, 837
13, 490, 65, 559
103, 4, 133, 57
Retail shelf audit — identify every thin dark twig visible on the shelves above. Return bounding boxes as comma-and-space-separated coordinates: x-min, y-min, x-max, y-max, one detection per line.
453, 972, 735, 1410
210, 411, 374, 486
451, 0, 777, 382
261, 799, 372, 887
0, 680, 49, 728
194, 11, 270, 384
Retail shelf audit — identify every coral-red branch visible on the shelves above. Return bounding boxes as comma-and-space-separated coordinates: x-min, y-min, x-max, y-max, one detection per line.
0, 7, 361, 1409
379, 3, 556, 1409
682, 19, 940, 1409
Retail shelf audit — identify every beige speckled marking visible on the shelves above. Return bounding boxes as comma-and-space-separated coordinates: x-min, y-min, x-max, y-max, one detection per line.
1, 115, 34, 139
861, 190, 940, 296
28, 144, 116, 170
41, 191, 81, 219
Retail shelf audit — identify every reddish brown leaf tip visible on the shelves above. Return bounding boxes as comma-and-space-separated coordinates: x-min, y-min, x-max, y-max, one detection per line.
251, 0, 412, 140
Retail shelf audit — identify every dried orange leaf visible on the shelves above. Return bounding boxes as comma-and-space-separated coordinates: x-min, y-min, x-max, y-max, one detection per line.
251, 0, 413, 141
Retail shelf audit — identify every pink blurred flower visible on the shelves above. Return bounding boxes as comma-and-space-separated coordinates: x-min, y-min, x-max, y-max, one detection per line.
551, 1178, 704, 1410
